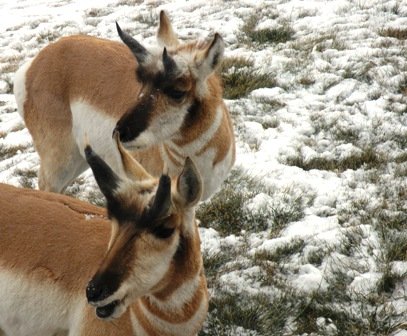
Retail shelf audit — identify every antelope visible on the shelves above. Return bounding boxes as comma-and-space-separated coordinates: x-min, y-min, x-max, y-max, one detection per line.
14, 11, 235, 200
0, 135, 208, 336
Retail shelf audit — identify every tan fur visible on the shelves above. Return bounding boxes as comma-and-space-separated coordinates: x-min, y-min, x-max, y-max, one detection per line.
15, 11, 235, 199
0, 176, 207, 335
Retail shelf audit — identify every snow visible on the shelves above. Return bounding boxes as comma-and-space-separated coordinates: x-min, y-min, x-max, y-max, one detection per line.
1, 0, 407, 334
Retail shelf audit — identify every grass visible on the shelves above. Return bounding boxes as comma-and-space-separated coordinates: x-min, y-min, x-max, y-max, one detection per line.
220, 57, 275, 99
65, 178, 105, 207
379, 27, 407, 40
200, 290, 294, 336
117, 0, 143, 5
197, 168, 270, 235
0, 144, 28, 160
14, 168, 37, 189
241, 14, 294, 45
254, 239, 305, 264
36, 30, 60, 43
283, 146, 383, 172
197, 168, 307, 237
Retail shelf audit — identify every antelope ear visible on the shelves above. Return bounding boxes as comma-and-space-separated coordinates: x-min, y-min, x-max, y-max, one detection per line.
85, 145, 121, 203
113, 131, 153, 181
116, 22, 149, 65
176, 157, 202, 207
157, 10, 179, 47
195, 33, 224, 79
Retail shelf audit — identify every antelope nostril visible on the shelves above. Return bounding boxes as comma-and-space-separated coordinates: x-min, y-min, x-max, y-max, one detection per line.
86, 282, 107, 303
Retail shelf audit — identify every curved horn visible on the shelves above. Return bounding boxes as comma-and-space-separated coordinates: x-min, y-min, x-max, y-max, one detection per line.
116, 22, 149, 64
113, 130, 153, 181
84, 144, 121, 202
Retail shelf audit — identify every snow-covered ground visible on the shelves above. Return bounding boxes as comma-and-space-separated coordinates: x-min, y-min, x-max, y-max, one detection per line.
1, 0, 407, 335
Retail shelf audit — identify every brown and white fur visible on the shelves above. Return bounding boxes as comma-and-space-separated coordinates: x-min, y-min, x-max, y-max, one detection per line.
14, 11, 235, 200
0, 136, 208, 336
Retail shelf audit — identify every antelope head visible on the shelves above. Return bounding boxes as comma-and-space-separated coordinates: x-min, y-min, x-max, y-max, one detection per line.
114, 10, 225, 150
85, 133, 202, 320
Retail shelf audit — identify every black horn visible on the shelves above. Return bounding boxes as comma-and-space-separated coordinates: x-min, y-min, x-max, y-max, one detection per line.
146, 174, 172, 221
84, 145, 120, 205
116, 22, 149, 64
162, 47, 178, 78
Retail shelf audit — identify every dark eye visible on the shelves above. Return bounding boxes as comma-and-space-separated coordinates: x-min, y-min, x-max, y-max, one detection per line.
152, 226, 175, 239
166, 89, 187, 101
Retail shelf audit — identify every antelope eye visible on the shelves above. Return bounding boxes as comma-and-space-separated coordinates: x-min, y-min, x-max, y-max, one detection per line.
166, 89, 187, 101
152, 226, 175, 239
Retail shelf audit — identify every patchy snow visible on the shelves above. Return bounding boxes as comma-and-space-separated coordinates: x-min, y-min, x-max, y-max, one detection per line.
1, 0, 407, 334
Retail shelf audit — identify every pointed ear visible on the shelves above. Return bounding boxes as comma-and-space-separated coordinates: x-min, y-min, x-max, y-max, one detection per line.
176, 157, 202, 207
157, 10, 179, 47
85, 145, 121, 203
116, 22, 149, 65
113, 131, 153, 181
147, 175, 172, 220
196, 33, 224, 79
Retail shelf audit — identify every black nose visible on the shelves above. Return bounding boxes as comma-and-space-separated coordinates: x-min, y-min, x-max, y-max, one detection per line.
115, 125, 134, 143
86, 281, 109, 303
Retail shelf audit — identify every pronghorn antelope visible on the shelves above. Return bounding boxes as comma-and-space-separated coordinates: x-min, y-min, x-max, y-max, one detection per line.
14, 11, 235, 200
0, 136, 208, 336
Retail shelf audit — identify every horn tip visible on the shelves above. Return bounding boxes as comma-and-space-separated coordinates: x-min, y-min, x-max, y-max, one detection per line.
84, 144, 93, 160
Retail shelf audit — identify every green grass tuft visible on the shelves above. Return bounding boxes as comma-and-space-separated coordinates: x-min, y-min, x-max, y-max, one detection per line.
242, 15, 294, 45
222, 68, 275, 99
283, 146, 383, 172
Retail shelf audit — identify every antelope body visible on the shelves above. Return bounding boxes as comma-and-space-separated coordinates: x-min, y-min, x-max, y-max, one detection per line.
0, 137, 208, 336
14, 11, 235, 200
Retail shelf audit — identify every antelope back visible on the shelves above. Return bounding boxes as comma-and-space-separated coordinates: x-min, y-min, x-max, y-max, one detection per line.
14, 11, 234, 200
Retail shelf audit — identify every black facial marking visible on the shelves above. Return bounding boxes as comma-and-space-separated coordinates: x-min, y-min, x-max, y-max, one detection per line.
136, 66, 155, 86
152, 225, 175, 239
116, 94, 153, 143
87, 269, 124, 303
106, 198, 141, 223
182, 99, 201, 129
162, 87, 187, 101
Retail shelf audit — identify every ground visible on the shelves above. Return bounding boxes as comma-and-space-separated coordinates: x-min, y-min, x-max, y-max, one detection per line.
0, 0, 407, 335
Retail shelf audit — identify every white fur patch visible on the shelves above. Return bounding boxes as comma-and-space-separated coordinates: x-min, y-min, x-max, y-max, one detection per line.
0, 269, 79, 336
172, 104, 223, 155
147, 275, 201, 312
167, 104, 232, 200
125, 104, 189, 150
71, 100, 125, 177
135, 288, 207, 336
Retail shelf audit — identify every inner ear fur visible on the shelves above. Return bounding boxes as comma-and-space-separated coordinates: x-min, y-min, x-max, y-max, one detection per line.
195, 33, 225, 79
176, 157, 202, 208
